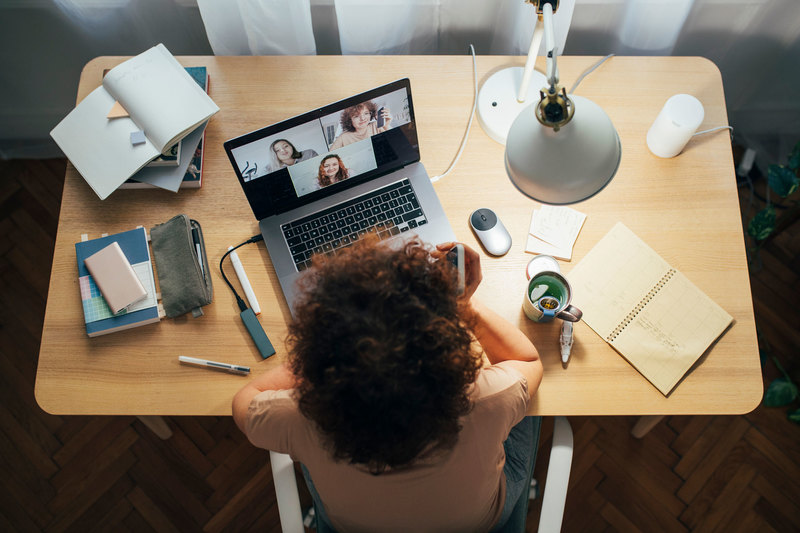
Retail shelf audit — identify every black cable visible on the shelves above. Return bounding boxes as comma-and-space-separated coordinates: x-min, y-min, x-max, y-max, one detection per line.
219, 234, 263, 312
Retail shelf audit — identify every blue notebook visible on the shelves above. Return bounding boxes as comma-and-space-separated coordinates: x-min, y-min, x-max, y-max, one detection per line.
76, 227, 160, 337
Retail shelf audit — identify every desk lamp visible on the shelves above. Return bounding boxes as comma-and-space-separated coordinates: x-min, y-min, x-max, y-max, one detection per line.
479, 0, 621, 205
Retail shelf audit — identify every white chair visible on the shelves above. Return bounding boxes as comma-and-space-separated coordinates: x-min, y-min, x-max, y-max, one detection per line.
269, 416, 573, 533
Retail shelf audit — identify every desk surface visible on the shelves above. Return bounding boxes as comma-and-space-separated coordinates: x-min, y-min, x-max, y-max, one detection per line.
35, 55, 762, 417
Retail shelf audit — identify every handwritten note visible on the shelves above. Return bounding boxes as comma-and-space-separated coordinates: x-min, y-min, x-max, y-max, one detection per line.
525, 206, 586, 261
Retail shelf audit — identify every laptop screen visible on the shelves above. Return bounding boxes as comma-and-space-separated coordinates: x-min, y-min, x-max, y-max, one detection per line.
224, 79, 419, 221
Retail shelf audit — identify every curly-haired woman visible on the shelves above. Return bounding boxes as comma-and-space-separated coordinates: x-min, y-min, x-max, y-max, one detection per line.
329, 101, 391, 149
316, 154, 349, 188
233, 236, 543, 532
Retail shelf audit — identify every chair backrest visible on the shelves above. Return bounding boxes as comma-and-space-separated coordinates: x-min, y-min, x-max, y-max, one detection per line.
268, 416, 573, 533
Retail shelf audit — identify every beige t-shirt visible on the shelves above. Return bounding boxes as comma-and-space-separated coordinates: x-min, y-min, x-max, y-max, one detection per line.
245, 363, 529, 533
329, 122, 379, 149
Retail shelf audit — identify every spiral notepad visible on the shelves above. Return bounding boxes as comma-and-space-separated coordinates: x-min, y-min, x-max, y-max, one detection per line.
568, 223, 733, 395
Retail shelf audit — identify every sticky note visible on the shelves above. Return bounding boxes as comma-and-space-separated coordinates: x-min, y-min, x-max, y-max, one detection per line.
107, 101, 130, 119
130, 130, 146, 146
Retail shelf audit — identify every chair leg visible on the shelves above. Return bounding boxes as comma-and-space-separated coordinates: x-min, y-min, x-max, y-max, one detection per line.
537, 416, 573, 533
631, 415, 664, 438
137, 415, 173, 439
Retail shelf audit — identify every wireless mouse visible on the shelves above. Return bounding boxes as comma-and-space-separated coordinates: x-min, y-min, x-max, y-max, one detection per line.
469, 208, 512, 256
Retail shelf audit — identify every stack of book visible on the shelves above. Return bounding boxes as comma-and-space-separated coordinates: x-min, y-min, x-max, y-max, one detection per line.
75, 227, 161, 337
50, 43, 218, 198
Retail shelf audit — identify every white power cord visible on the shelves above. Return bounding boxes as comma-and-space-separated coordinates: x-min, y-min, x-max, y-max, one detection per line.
430, 44, 478, 183
569, 54, 615, 94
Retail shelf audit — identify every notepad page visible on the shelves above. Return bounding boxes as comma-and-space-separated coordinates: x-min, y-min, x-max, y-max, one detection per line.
568, 222, 733, 396
612, 270, 733, 395
568, 222, 671, 338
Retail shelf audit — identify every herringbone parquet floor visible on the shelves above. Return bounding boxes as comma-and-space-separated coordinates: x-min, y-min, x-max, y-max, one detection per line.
1, 158, 798, 532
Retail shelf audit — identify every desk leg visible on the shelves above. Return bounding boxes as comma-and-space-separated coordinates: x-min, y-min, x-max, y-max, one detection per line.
137, 415, 173, 439
631, 415, 664, 438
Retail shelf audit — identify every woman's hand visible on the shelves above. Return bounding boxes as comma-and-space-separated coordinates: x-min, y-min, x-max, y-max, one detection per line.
434, 242, 482, 301
379, 107, 392, 130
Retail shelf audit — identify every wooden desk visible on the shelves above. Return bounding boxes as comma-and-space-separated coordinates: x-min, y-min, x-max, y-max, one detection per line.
35, 56, 762, 419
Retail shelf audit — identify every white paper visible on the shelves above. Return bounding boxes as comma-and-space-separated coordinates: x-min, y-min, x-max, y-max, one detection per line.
525, 207, 587, 261
531, 205, 587, 249
50, 86, 160, 200
103, 44, 219, 152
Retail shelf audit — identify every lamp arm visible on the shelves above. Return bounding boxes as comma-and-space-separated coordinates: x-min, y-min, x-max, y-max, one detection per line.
542, 1, 558, 89
517, 16, 545, 103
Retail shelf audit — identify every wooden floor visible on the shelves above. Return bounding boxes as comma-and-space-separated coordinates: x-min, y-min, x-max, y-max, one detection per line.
1, 158, 798, 532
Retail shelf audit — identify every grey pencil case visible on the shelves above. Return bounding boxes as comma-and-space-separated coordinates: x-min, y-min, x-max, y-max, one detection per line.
150, 214, 213, 318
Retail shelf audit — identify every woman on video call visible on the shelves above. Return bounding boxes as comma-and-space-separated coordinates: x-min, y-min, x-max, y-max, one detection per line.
270, 139, 318, 170
317, 154, 349, 188
330, 101, 391, 149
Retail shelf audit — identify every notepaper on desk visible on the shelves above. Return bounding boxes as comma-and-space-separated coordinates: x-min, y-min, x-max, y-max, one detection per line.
525, 206, 586, 261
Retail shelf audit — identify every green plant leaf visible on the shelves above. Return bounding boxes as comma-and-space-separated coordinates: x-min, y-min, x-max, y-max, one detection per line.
764, 377, 798, 407
768, 164, 799, 197
747, 206, 776, 241
788, 141, 800, 171
788, 407, 800, 425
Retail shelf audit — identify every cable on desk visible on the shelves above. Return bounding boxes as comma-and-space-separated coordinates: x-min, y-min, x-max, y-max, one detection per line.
219, 234, 263, 312
694, 125, 733, 137
430, 44, 478, 183
569, 54, 615, 95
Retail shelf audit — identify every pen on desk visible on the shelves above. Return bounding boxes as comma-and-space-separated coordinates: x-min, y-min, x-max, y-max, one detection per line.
560, 321, 573, 368
228, 245, 261, 314
179, 356, 250, 375
192, 227, 204, 277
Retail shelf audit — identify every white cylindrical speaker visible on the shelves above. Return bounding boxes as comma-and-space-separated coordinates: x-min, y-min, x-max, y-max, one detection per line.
646, 94, 704, 158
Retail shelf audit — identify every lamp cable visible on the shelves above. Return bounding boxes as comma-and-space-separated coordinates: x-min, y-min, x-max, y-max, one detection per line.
430, 43, 478, 183
569, 54, 615, 95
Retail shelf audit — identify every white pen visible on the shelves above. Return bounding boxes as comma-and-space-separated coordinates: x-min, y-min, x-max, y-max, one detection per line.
179, 356, 250, 375
228, 246, 261, 314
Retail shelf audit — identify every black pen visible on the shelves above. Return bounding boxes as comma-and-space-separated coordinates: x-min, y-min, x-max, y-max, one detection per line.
191, 227, 204, 276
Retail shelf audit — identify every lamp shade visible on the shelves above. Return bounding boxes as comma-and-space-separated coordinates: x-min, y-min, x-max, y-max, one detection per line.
505, 95, 621, 204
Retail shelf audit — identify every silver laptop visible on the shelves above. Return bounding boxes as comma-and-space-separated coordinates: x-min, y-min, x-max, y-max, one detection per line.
224, 79, 456, 314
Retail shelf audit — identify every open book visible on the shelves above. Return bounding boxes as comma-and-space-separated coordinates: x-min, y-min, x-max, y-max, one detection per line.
568, 223, 733, 395
50, 43, 219, 200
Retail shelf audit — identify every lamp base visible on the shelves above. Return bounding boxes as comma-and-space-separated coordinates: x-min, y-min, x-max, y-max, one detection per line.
477, 67, 547, 145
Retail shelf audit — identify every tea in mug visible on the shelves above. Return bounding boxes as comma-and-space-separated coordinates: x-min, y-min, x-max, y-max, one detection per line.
528, 274, 568, 310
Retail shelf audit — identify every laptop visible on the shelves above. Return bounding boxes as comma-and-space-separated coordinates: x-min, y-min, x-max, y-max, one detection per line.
224, 78, 456, 314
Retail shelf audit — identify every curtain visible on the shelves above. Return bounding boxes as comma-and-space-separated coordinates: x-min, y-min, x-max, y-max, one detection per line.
333, 0, 575, 56
1, 0, 797, 163
196, 0, 316, 55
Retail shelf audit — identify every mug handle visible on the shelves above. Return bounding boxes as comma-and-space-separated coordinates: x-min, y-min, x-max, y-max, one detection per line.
557, 305, 582, 322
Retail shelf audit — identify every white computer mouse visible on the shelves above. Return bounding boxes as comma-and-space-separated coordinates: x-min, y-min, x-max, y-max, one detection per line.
469, 208, 512, 256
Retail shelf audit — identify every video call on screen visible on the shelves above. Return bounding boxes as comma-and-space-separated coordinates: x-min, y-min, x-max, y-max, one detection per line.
228, 83, 419, 220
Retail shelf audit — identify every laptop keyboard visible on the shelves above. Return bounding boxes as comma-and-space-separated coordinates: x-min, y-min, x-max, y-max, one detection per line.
281, 179, 428, 271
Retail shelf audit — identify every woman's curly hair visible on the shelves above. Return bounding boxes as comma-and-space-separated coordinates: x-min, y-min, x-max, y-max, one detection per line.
339, 101, 378, 132
288, 236, 481, 474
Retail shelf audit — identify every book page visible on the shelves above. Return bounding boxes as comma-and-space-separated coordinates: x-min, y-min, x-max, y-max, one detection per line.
50, 86, 160, 199
103, 44, 218, 152
613, 271, 733, 395
568, 222, 671, 338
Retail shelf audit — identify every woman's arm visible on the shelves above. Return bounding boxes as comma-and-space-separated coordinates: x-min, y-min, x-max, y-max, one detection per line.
435, 242, 543, 398
232, 362, 295, 433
